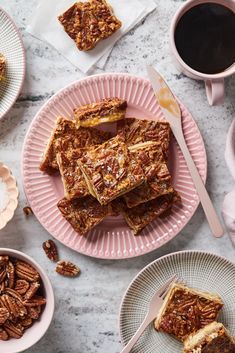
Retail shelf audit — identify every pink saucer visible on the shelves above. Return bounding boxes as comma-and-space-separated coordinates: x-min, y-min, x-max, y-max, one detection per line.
22, 73, 207, 259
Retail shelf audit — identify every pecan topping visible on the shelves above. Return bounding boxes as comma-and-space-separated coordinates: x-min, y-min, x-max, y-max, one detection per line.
56, 260, 80, 277
0, 255, 46, 340
42, 239, 58, 262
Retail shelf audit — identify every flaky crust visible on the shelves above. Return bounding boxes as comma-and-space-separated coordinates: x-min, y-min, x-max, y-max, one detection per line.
74, 98, 127, 127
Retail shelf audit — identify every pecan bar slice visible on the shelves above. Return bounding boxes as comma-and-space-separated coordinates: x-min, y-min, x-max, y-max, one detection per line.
0, 54, 6, 81
74, 98, 127, 128
118, 118, 171, 159
154, 283, 223, 341
184, 322, 235, 353
118, 193, 177, 235
124, 142, 175, 208
40, 117, 110, 175
79, 135, 144, 205
57, 196, 113, 235
58, 0, 122, 51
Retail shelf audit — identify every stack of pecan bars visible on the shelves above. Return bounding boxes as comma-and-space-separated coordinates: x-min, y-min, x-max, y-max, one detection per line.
40, 97, 180, 235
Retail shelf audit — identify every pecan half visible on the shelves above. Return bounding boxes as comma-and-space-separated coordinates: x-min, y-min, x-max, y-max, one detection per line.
0, 307, 9, 324
28, 306, 41, 320
23, 296, 46, 307
24, 282, 40, 300
23, 206, 33, 216
42, 239, 58, 262
6, 261, 15, 289
21, 316, 33, 328
0, 256, 9, 266
15, 279, 30, 295
4, 321, 23, 339
0, 327, 8, 340
56, 260, 80, 277
15, 261, 40, 282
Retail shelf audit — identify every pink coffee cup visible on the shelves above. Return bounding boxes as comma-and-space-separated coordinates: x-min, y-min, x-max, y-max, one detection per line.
170, 0, 235, 106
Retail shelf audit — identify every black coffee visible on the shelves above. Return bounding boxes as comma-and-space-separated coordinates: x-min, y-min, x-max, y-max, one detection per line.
174, 3, 235, 74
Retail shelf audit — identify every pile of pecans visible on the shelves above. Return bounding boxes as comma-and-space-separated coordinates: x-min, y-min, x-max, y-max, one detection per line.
0, 255, 46, 341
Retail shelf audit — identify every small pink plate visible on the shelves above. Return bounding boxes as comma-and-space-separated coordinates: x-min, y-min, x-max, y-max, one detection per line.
22, 73, 207, 259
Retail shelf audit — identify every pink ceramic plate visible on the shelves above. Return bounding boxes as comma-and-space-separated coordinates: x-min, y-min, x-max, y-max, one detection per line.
22, 73, 207, 259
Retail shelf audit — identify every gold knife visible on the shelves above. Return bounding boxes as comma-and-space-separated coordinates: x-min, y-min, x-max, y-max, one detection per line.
146, 65, 224, 237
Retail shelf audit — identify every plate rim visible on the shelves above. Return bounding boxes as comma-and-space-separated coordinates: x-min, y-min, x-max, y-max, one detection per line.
21, 73, 207, 260
119, 249, 235, 344
0, 6, 26, 120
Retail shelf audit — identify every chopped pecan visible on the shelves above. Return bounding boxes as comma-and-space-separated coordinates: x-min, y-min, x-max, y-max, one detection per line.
0, 307, 10, 324
4, 321, 23, 339
0, 327, 8, 340
15, 279, 30, 295
42, 239, 58, 262
23, 206, 33, 216
24, 282, 40, 300
15, 261, 40, 282
56, 260, 80, 277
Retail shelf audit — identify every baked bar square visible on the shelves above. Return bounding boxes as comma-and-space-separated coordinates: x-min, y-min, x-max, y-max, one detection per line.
118, 193, 177, 235
154, 283, 223, 341
57, 148, 89, 200
39, 117, 110, 175
74, 98, 127, 127
118, 118, 171, 159
57, 196, 113, 235
79, 135, 144, 205
0, 54, 6, 81
58, 0, 122, 51
124, 142, 174, 208
184, 322, 235, 353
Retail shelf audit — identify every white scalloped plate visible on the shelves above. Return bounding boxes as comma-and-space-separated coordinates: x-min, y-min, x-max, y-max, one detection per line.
22, 73, 207, 259
0, 7, 25, 119
120, 251, 235, 353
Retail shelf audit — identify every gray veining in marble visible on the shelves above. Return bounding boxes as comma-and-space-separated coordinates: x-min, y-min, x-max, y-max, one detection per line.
0, 0, 235, 352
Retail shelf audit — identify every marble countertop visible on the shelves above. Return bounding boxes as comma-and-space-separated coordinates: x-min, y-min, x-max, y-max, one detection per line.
1, 1, 235, 352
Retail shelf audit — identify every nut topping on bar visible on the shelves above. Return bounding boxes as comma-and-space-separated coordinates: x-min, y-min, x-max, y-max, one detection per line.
58, 0, 122, 51
42, 239, 58, 262
56, 261, 80, 277
0, 255, 46, 341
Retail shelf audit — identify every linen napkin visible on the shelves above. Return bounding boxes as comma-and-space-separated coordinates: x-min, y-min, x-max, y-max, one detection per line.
222, 119, 235, 245
27, 0, 156, 73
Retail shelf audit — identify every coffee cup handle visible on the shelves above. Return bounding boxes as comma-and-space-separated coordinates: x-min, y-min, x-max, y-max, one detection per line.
205, 79, 224, 106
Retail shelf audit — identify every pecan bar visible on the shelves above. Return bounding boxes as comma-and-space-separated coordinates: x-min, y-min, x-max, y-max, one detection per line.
74, 98, 127, 127
154, 283, 223, 341
118, 118, 171, 159
40, 117, 110, 175
79, 135, 144, 205
57, 147, 89, 199
57, 196, 113, 235
184, 322, 235, 353
58, 0, 122, 51
118, 193, 177, 235
124, 142, 175, 208
0, 54, 6, 81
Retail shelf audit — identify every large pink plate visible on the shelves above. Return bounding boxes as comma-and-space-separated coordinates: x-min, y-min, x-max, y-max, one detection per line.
22, 73, 207, 259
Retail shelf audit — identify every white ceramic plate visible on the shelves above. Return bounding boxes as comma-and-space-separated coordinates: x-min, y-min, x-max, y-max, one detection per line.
120, 251, 235, 352
0, 7, 25, 119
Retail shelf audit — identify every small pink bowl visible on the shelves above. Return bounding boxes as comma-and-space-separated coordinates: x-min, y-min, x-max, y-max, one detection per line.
0, 248, 55, 353
0, 163, 18, 230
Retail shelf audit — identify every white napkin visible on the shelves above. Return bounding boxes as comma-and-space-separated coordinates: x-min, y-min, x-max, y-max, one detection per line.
27, 0, 156, 73
222, 119, 235, 245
